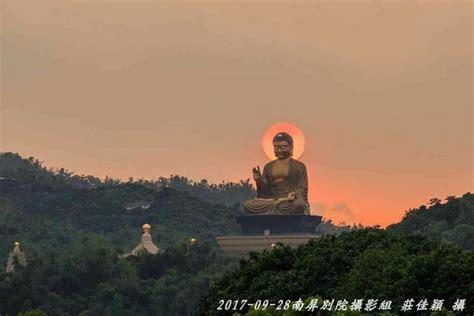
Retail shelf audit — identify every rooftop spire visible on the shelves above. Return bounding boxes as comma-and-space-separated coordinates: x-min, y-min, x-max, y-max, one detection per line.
6, 241, 26, 273
131, 223, 160, 256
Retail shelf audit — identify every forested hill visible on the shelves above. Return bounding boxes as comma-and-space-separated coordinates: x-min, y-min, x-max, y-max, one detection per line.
1, 152, 473, 315
0, 152, 103, 189
0, 152, 245, 269
2, 152, 472, 252
202, 229, 474, 314
387, 193, 473, 250
0, 152, 255, 207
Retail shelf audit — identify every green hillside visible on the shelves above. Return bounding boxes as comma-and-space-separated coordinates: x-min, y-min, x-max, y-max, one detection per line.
0, 153, 245, 315
0, 153, 245, 267
201, 228, 474, 315
0, 152, 255, 207
1, 152, 472, 315
387, 193, 473, 250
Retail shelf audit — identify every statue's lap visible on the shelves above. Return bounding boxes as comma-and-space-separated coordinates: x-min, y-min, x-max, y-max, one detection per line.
244, 198, 308, 215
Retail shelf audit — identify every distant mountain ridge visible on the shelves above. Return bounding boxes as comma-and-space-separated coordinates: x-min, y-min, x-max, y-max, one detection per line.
0, 152, 255, 207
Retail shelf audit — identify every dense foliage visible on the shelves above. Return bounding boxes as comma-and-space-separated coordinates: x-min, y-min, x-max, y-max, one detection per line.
0, 153, 245, 315
0, 152, 255, 207
201, 228, 474, 315
0, 235, 237, 315
388, 193, 474, 250
0, 153, 248, 267
1, 153, 472, 315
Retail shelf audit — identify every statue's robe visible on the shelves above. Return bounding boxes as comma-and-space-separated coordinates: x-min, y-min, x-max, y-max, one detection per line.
244, 158, 310, 215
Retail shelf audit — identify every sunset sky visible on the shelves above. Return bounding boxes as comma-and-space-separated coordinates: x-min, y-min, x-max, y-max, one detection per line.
2, 1, 472, 227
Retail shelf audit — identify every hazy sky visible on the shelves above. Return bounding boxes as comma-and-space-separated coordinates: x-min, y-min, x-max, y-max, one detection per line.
1, 1, 472, 226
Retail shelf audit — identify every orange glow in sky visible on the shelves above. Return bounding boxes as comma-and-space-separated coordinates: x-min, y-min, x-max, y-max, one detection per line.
2, 1, 472, 228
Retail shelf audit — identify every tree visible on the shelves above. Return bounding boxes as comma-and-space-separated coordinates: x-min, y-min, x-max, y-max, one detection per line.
429, 198, 442, 205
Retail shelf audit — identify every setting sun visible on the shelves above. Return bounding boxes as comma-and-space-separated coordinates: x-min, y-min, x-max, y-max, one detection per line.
262, 122, 306, 160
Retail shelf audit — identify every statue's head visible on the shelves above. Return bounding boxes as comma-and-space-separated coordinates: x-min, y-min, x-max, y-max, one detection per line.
273, 132, 293, 159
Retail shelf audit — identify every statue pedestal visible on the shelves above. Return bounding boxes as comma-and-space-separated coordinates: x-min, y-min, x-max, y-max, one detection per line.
216, 234, 320, 256
237, 215, 322, 235
217, 215, 322, 256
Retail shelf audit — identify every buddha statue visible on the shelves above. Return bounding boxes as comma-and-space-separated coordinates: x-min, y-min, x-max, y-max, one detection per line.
243, 132, 310, 215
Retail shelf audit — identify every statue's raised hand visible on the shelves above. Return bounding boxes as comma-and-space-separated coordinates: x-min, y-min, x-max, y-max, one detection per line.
252, 166, 262, 182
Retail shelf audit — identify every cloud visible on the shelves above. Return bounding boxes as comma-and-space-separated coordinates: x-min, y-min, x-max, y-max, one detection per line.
311, 201, 356, 225
310, 201, 328, 216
